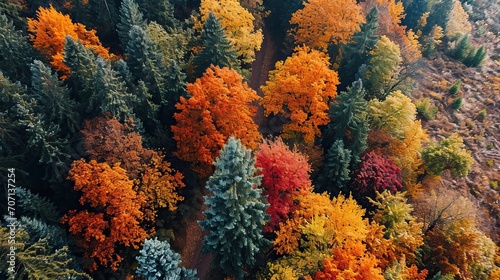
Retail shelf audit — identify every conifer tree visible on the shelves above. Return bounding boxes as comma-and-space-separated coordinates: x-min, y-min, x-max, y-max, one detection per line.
63, 36, 98, 112
162, 59, 188, 126
30, 60, 80, 134
136, 237, 198, 280
117, 0, 146, 49
126, 25, 168, 107
192, 12, 239, 78
323, 80, 369, 168
401, 0, 429, 30
317, 139, 352, 195
0, 13, 33, 84
136, 0, 178, 28
199, 137, 270, 279
16, 187, 60, 224
422, 0, 454, 35
90, 57, 136, 121
337, 7, 380, 91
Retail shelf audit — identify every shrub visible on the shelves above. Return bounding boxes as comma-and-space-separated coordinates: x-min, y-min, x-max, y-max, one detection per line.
448, 79, 462, 95
451, 97, 462, 110
416, 98, 438, 120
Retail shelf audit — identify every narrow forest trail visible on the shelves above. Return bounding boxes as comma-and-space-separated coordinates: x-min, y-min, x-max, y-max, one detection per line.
179, 25, 278, 280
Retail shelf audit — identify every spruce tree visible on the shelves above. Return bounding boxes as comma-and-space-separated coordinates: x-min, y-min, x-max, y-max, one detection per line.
322, 80, 369, 168
16, 187, 60, 224
162, 59, 187, 126
137, 0, 178, 28
0, 13, 33, 84
192, 12, 239, 78
317, 139, 352, 195
126, 25, 168, 106
136, 238, 198, 280
199, 137, 270, 280
90, 57, 135, 121
423, 0, 454, 35
117, 0, 146, 49
337, 7, 380, 91
30, 60, 80, 134
63, 36, 98, 112
401, 0, 430, 30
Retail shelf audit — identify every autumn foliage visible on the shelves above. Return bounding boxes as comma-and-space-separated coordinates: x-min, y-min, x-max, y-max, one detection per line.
62, 159, 148, 271
27, 5, 113, 78
261, 46, 339, 144
255, 138, 312, 232
172, 66, 261, 177
290, 0, 363, 49
81, 116, 185, 222
353, 151, 403, 194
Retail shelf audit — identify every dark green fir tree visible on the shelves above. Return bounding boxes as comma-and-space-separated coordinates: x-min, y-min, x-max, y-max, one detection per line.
30, 60, 80, 134
90, 57, 136, 121
316, 139, 352, 195
191, 12, 239, 78
422, 0, 454, 36
136, 0, 178, 28
63, 36, 98, 112
337, 7, 380, 91
401, 0, 430, 31
199, 137, 270, 280
117, 0, 146, 49
0, 13, 34, 84
322, 80, 369, 168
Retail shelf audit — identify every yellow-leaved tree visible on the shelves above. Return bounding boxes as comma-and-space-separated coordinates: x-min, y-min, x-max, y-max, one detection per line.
261, 46, 339, 145
289, 0, 364, 50
196, 0, 263, 64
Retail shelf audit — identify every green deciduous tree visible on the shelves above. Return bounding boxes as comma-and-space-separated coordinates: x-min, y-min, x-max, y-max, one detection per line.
199, 137, 270, 279
192, 12, 239, 78
421, 134, 473, 177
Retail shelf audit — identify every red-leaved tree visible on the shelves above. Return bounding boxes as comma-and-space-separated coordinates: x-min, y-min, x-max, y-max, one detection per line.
255, 138, 312, 232
352, 151, 403, 194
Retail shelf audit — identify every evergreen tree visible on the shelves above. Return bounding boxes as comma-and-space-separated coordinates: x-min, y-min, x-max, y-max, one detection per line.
322, 80, 369, 168
450, 33, 471, 60
117, 0, 146, 49
337, 7, 380, 91
423, 0, 454, 36
317, 139, 352, 195
90, 57, 136, 121
19, 217, 67, 250
401, 0, 430, 30
0, 13, 33, 84
126, 25, 168, 106
192, 12, 239, 78
136, 237, 198, 280
199, 137, 270, 280
162, 59, 187, 126
137, 0, 178, 28
16, 187, 60, 224
30, 60, 80, 134
63, 36, 98, 112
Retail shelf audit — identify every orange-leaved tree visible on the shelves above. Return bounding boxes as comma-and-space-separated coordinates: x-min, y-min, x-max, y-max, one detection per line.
255, 138, 312, 232
27, 5, 113, 78
81, 115, 185, 223
62, 159, 148, 271
261, 46, 339, 145
172, 66, 261, 178
289, 0, 363, 50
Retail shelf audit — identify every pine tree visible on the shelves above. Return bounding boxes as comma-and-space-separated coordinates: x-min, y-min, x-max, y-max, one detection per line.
126, 25, 168, 106
323, 80, 369, 168
117, 0, 146, 50
401, 0, 430, 30
90, 57, 136, 121
16, 187, 60, 224
136, 237, 198, 280
199, 137, 270, 279
337, 7, 380, 91
450, 33, 471, 60
162, 59, 187, 127
0, 13, 33, 84
192, 12, 239, 78
317, 139, 352, 195
30, 60, 80, 134
422, 0, 454, 35
63, 36, 98, 112
137, 0, 178, 28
